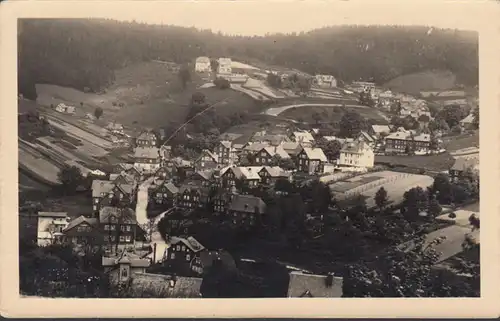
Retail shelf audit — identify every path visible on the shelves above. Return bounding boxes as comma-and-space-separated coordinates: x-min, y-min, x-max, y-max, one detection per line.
263, 103, 368, 116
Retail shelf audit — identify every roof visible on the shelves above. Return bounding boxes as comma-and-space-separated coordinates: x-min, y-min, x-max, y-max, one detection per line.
228, 194, 266, 214
220, 140, 232, 148
233, 166, 262, 180
170, 236, 206, 253
196, 56, 210, 63
99, 206, 137, 224
451, 157, 479, 172
358, 131, 375, 143
219, 132, 243, 142
201, 149, 219, 163
38, 212, 68, 218
341, 141, 373, 154
243, 143, 269, 153
136, 130, 157, 141
152, 180, 179, 194
134, 147, 160, 159
385, 131, 430, 142
301, 147, 328, 162
292, 131, 315, 143
460, 114, 475, 124
287, 272, 343, 298
262, 166, 291, 178
91, 180, 115, 197
279, 142, 303, 155
195, 169, 215, 181
63, 215, 98, 232
102, 252, 151, 268
262, 146, 291, 159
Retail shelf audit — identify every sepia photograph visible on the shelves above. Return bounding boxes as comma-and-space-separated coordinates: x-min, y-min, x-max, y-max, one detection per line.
1, 0, 499, 318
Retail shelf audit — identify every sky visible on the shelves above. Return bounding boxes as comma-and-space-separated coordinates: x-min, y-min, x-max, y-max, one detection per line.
11, 0, 492, 36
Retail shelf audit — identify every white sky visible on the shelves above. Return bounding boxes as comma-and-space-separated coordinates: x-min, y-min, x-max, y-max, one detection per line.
10, 0, 492, 36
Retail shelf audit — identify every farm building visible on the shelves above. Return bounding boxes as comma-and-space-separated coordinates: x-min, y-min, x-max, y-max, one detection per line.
55, 103, 76, 114
329, 170, 434, 208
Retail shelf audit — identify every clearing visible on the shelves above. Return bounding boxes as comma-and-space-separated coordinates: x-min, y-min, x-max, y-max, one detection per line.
278, 105, 389, 125
383, 70, 457, 95
375, 152, 456, 173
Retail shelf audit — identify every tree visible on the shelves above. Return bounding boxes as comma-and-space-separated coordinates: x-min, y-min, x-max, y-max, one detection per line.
191, 92, 206, 106
339, 111, 367, 138
437, 105, 469, 129
430, 173, 453, 204
266, 73, 282, 88
57, 165, 84, 194
428, 196, 442, 217
401, 187, 428, 218
213, 77, 230, 89
297, 76, 312, 94
178, 65, 192, 90
210, 59, 219, 73
374, 187, 389, 210
472, 108, 479, 129
429, 132, 439, 150
390, 100, 402, 115
94, 107, 103, 119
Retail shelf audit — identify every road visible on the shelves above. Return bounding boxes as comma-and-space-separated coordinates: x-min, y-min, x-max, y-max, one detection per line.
263, 103, 368, 116
135, 176, 170, 263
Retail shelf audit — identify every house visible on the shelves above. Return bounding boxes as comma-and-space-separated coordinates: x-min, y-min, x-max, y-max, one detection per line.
258, 166, 292, 185
195, 56, 211, 73
133, 147, 161, 172
217, 57, 232, 75
102, 251, 151, 283
55, 103, 76, 114
191, 169, 216, 187
279, 141, 304, 158
338, 141, 374, 170
135, 130, 158, 147
355, 131, 376, 147
109, 173, 135, 186
290, 131, 315, 146
369, 124, 392, 138
99, 206, 139, 254
62, 215, 101, 249
160, 145, 172, 160
220, 166, 261, 189
384, 130, 431, 154
296, 147, 328, 174
459, 113, 476, 129
193, 149, 219, 171
91, 180, 135, 215
177, 183, 210, 210
314, 74, 337, 88
449, 158, 479, 183
214, 140, 236, 165
166, 236, 206, 275
37, 212, 69, 246
253, 146, 290, 166
211, 188, 236, 214
153, 165, 173, 180
149, 180, 179, 208
227, 194, 266, 227
287, 272, 343, 297
106, 122, 124, 135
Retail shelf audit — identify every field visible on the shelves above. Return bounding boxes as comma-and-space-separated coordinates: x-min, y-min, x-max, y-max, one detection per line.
383, 70, 457, 95
279, 105, 389, 125
441, 131, 479, 152
375, 152, 456, 172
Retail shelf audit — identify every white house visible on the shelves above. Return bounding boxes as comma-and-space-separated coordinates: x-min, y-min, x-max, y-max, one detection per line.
37, 212, 69, 246
133, 146, 161, 172
337, 141, 374, 170
195, 56, 211, 73
314, 74, 337, 88
217, 58, 232, 75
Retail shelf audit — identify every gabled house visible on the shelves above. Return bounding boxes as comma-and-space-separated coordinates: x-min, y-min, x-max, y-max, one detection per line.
195, 56, 211, 73
217, 57, 232, 75
296, 147, 328, 174
149, 180, 179, 208
106, 122, 124, 135
384, 130, 431, 154
191, 169, 216, 187
135, 130, 158, 147
37, 212, 69, 246
109, 173, 135, 186
166, 236, 206, 276
220, 166, 261, 190
459, 113, 476, 129
214, 140, 236, 166
133, 146, 161, 172
355, 131, 376, 147
338, 141, 374, 170
102, 251, 150, 284
369, 124, 392, 138
227, 194, 266, 227
160, 145, 172, 161
193, 149, 219, 171
253, 146, 290, 166
177, 183, 210, 210
258, 166, 292, 185
287, 272, 343, 298
153, 165, 173, 180
99, 206, 139, 254
279, 141, 304, 158
210, 187, 236, 214
62, 215, 101, 249
91, 180, 135, 215
449, 157, 479, 183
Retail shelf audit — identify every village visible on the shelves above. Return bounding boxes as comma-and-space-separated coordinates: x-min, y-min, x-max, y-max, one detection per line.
19, 52, 480, 298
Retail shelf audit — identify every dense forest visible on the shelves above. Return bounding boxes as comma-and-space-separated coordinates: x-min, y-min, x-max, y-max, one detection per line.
18, 19, 478, 100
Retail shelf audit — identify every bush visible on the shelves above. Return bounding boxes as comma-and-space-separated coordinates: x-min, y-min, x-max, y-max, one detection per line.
448, 212, 457, 218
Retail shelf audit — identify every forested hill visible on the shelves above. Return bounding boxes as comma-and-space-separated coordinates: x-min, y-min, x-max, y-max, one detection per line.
18, 19, 478, 100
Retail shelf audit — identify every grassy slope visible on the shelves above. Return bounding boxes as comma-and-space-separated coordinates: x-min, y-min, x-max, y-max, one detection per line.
383, 70, 457, 95
280, 105, 388, 125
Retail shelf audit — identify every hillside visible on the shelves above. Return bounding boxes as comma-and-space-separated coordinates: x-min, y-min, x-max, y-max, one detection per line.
18, 19, 478, 100
383, 70, 458, 95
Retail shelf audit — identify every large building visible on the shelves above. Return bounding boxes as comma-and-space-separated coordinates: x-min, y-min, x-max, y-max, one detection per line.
384, 130, 430, 154
133, 147, 161, 172
217, 58, 232, 75
314, 74, 337, 88
337, 141, 374, 170
195, 56, 211, 73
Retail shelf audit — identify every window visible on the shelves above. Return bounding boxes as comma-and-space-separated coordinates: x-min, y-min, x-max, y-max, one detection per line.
176, 245, 181, 251
186, 254, 191, 261
121, 225, 127, 232
171, 252, 176, 259
163, 193, 168, 197
125, 235, 131, 242
126, 225, 131, 232
93, 205, 97, 211
181, 245, 186, 252
94, 198, 99, 204
119, 236, 126, 242
156, 193, 162, 198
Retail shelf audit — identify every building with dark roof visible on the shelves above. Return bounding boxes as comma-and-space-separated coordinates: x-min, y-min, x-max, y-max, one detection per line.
227, 194, 266, 227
